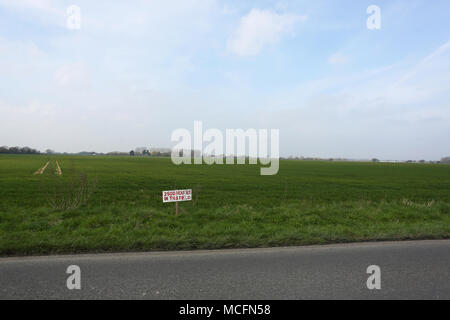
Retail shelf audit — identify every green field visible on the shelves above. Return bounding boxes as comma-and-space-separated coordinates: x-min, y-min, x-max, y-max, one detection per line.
0, 155, 449, 256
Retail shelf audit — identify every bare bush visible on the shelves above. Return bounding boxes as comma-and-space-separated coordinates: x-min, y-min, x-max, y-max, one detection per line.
45, 167, 97, 211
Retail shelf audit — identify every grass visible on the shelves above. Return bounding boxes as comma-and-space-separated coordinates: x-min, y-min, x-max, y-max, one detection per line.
0, 155, 449, 256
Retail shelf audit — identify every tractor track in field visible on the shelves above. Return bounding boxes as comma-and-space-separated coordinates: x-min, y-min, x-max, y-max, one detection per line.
33, 161, 49, 175
56, 160, 62, 176
33, 160, 63, 176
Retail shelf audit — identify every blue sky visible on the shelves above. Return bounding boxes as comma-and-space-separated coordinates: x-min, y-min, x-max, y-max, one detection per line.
0, 0, 449, 160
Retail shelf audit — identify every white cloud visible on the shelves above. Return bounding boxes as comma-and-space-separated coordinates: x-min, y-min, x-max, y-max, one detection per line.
252, 40, 450, 159
227, 9, 307, 56
54, 62, 90, 88
397, 40, 450, 84
328, 52, 351, 65
0, 0, 65, 26
423, 40, 450, 63
276, 39, 450, 113
0, 0, 54, 11
0, 99, 55, 116
0, 37, 46, 72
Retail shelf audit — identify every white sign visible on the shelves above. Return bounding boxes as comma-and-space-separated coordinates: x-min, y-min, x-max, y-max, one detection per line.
163, 189, 192, 203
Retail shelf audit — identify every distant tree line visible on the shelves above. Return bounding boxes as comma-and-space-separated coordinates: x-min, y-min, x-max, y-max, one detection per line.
0, 146, 40, 154
129, 147, 171, 157
3, 144, 449, 164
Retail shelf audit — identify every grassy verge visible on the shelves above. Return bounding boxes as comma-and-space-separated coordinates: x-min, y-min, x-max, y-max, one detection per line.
1, 199, 449, 256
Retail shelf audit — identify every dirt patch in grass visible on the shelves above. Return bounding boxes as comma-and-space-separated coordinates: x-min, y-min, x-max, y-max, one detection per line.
33, 161, 49, 175
55, 161, 62, 176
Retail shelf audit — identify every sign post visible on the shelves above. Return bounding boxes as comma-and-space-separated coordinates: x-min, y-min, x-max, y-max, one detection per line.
162, 189, 192, 215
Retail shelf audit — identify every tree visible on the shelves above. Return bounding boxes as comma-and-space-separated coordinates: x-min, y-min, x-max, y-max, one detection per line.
21, 147, 31, 154
0, 146, 39, 154
9, 146, 20, 154
134, 147, 148, 155
129, 150, 135, 156
46, 149, 55, 154
372, 158, 380, 162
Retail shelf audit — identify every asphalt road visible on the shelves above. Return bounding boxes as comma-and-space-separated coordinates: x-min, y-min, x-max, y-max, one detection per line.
0, 240, 449, 299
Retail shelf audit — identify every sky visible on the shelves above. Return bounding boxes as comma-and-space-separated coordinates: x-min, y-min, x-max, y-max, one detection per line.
0, 0, 449, 160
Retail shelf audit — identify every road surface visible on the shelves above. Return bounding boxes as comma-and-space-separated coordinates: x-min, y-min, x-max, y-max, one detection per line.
0, 240, 449, 299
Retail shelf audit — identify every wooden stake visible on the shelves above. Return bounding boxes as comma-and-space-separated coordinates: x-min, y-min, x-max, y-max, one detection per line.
176, 202, 179, 216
